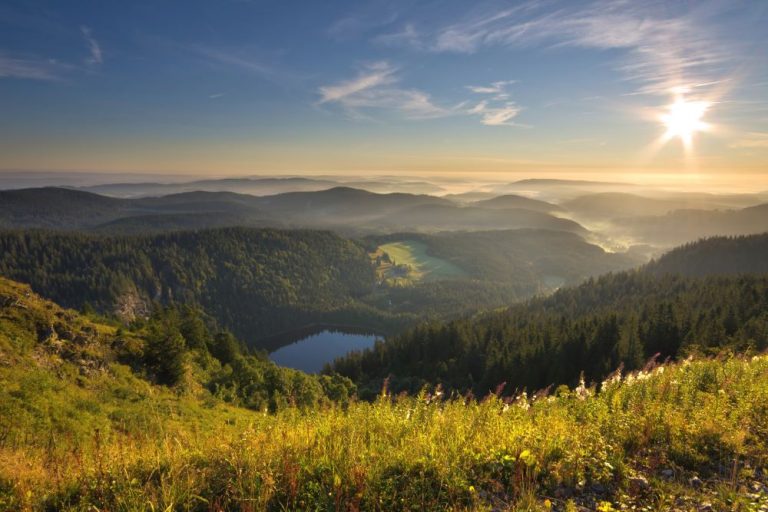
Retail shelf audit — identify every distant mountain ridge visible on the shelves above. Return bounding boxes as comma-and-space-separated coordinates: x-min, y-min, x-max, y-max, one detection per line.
0, 186, 591, 235
73, 176, 446, 198
472, 194, 563, 213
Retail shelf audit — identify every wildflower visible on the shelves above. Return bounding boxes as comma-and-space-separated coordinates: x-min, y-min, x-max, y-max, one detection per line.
468, 485, 476, 493
575, 376, 592, 400
519, 449, 536, 467
544, 498, 552, 509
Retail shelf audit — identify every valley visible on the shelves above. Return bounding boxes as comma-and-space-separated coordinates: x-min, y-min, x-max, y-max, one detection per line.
3, 1, 768, 509
1, 177, 768, 511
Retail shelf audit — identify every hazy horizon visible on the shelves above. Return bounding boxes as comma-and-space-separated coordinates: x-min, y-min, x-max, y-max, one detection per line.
1, 0, 767, 183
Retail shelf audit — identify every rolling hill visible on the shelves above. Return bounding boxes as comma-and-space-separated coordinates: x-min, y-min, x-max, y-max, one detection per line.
645, 232, 768, 276
0, 228, 384, 346
76, 176, 447, 198
374, 229, 639, 289
0, 186, 596, 236
472, 194, 563, 213
619, 203, 768, 246
333, 233, 768, 396
374, 204, 585, 233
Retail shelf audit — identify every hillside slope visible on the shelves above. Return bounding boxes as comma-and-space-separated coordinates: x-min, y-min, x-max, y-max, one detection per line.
334, 232, 768, 396
0, 228, 383, 346
2, 276, 768, 511
645, 233, 768, 276
1, 293, 766, 511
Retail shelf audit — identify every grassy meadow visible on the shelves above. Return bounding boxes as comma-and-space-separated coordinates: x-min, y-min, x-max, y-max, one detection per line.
2, 353, 767, 511
376, 241, 467, 284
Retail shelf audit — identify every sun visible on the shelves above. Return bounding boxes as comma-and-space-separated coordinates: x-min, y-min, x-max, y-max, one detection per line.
660, 98, 711, 147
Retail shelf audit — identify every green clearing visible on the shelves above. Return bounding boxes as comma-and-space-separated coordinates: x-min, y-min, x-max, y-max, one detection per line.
378, 240, 467, 283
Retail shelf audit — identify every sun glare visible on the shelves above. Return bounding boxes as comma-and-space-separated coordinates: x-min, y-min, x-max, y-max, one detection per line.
660, 98, 711, 148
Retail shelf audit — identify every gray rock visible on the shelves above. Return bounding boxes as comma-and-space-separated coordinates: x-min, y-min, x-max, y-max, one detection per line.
661, 468, 675, 479
628, 476, 650, 495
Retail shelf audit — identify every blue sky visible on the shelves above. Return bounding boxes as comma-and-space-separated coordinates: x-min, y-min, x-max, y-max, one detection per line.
0, 0, 767, 178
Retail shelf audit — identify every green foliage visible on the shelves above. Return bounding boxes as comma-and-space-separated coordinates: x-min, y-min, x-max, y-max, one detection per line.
0, 277, 353, 418
378, 240, 468, 282
333, 271, 768, 396
2, 275, 768, 510
3, 350, 767, 511
0, 228, 378, 346
646, 232, 768, 276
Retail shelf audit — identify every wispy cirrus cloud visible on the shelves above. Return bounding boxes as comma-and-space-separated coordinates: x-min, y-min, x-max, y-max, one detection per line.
193, 46, 275, 76
468, 101, 521, 126
1, 24, 101, 81
319, 64, 523, 126
0, 52, 70, 80
376, 0, 736, 97
318, 61, 448, 119
466, 80, 516, 95
80, 25, 102, 65
372, 23, 423, 50
465, 79, 521, 126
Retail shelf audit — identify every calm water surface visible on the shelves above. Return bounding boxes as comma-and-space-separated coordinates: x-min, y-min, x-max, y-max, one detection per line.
269, 329, 378, 373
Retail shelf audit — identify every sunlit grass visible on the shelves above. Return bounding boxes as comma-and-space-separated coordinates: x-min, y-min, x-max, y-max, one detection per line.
2, 355, 767, 511
377, 240, 467, 284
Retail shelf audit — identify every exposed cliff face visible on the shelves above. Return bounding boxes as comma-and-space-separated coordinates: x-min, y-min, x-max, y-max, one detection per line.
113, 286, 151, 322
0, 277, 115, 376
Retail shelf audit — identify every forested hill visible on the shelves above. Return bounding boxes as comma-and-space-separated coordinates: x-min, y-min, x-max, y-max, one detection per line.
645, 232, 768, 276
4, 271, 768, 510
334, 271, 768, 397
0, 275, 354, 417
0, 228, 385, 345
333, 270, 768, 398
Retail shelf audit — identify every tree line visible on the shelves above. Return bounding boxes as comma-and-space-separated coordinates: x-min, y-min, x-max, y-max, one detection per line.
331, 271, 768, 398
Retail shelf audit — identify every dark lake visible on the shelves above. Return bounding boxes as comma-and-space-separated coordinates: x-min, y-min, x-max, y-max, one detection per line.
268, 328, 379, 373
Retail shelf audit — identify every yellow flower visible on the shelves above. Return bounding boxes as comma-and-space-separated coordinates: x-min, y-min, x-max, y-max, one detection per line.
544, 498, 552, 509
468, 485, 476, 493
597, 501, 615, 512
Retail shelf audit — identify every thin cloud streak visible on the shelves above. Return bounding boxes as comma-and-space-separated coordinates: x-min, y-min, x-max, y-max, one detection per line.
80, 25, 102, 65
378, 0, 737, 97
465, 79, 522, 126
0, 53, 70, 80
194, 46, 275, 77
318, 64, 524, 126
318, 61, 448, 119
318, 61, 398, 103
466, 80, 516, 94
468, 101, 521, 126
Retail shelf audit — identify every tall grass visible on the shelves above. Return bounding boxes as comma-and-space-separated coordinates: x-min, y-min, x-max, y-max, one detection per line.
2, 355, 767, 511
